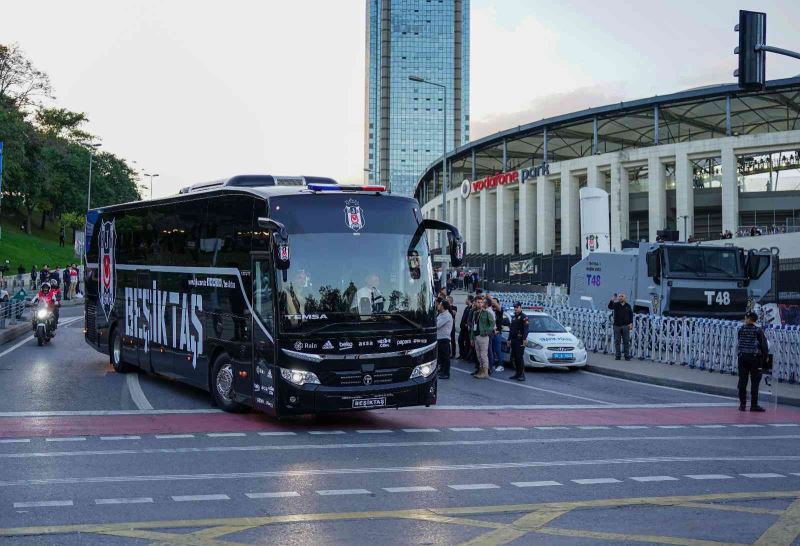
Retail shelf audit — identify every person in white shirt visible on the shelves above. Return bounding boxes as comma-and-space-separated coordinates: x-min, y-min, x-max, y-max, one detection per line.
351, 272, 385, 314
436, 299, 453, 379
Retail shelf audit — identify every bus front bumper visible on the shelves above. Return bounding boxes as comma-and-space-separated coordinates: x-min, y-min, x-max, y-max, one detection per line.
277, 376, 438, 415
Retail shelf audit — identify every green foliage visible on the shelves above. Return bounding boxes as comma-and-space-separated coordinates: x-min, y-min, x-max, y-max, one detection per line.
0, 213, 75, 270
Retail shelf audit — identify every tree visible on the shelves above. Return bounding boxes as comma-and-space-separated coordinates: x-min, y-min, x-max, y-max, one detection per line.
0, 43, 52, 109
61, 211, 84, 243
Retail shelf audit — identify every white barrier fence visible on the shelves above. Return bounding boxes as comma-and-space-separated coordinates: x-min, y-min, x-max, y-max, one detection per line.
490, 293, 800, 384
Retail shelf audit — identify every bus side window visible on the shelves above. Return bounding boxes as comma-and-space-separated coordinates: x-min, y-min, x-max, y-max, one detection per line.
253, 260, 274, 333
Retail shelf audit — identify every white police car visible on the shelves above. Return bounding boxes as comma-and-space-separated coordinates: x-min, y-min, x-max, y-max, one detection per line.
502, 309, 588, 369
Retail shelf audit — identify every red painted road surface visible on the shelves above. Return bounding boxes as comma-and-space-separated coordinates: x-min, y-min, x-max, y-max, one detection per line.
2, 407, 800, 438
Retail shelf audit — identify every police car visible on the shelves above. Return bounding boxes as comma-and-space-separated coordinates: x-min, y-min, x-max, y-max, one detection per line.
501, 308, 588, 369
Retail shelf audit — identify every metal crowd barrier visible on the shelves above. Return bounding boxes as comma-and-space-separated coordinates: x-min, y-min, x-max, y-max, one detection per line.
0, 300, 26, 329
490, 292, 569, 308
488, 292, 800, 385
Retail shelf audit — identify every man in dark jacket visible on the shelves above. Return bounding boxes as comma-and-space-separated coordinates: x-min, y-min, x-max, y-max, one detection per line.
508, 302, 530, 381
62, 266, 71, 300
608, 293, 634, 360
458, 295, 474, 359
737, 311, 769, 412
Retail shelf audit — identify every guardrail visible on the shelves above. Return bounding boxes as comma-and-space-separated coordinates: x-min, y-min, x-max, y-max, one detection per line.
0, 300, 26, 329
492, 293, 570, 308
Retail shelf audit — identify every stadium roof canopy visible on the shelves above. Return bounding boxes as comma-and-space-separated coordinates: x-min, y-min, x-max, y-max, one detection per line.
415, 77, 800, 199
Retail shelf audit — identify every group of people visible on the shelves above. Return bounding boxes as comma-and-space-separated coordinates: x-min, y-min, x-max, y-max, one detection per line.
433, 269, 481, 294
27, 264, 80, 300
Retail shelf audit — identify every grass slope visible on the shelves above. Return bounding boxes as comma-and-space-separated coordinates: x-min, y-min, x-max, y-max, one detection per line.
0, 210, 78, 273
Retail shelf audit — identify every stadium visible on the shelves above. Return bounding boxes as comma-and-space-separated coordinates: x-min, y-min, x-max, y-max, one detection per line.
414, 77, 800, 260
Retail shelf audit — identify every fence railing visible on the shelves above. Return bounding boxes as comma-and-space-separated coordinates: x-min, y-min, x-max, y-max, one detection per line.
0, 300, 26, 329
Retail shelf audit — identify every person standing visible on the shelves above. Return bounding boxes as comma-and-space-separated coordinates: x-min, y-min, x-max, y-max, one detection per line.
69, 264, 79, 299
457, 295, 473, 359
737, 311, 768, 412
62, 265, 71, 300
489, 297, 506, 373
59, 225, 66, 248
471, 296, 495, 379
39, 265, 50, 287
30, 265, 37, 290
436, 300, 453, 379
508, 302, 530, 381
447, 295, 457, 357
608, 293, 634, 360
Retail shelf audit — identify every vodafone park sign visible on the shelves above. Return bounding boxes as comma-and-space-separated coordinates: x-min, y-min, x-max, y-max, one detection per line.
461, 162, 549, 198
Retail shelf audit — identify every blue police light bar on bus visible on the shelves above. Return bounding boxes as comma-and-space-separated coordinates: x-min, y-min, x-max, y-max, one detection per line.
307, 184, 386, 192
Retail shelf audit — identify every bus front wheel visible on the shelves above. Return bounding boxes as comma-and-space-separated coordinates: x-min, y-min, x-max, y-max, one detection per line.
211, 353, 247, 413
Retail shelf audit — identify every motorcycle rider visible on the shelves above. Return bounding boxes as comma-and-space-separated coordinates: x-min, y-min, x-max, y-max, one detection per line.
34, 282, 59, 333
47, 279, 62, 328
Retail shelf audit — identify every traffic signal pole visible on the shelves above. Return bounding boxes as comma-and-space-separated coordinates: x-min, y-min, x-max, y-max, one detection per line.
734, 10, 800, 89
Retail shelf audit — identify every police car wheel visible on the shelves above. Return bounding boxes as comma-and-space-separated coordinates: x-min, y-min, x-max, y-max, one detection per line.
211, 354, 247, 413
110, 328, 131, 373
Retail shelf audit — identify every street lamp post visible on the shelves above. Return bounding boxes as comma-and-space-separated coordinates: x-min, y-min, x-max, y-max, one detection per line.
409, 75, 448, 288
84, 142, 101, 211
144, 173, 160, 199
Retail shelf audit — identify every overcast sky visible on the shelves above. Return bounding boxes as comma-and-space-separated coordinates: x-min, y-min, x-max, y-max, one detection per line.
1, 0, 799, 197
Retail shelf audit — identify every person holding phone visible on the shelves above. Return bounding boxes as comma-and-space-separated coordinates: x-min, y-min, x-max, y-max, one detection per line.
608, 292, 633, 360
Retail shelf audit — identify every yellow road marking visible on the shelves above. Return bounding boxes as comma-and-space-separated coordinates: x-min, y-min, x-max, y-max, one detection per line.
536, 526, 748, 546
754, 497, 800, 546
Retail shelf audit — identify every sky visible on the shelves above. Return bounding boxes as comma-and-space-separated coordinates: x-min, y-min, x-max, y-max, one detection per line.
1, 0, 799, 198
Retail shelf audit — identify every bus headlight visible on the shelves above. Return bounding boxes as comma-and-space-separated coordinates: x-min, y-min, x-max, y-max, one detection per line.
411, 360, 437, 379
36, 309, 49, 319
525, 340, 543, 350
280, 368, 320, 386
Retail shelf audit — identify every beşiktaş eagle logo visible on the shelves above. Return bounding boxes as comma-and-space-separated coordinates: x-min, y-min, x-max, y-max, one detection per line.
344, 199, 365, 231
98, 220, 117, 320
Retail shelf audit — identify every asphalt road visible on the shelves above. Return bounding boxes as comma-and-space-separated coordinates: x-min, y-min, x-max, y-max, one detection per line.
1, 311, 799, 545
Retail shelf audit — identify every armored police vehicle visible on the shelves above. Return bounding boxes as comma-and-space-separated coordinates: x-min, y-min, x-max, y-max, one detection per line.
569, 241, 774, 319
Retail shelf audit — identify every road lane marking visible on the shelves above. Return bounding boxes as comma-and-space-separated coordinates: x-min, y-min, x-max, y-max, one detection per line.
45, 437, 85, 442
4, 436, 800, 464
154, 434, 195, 439
629, 476, 679, 482
449, 427, 483, 432
511, 481, 562, 488
95, 497, 153, 505
0, 439, 30, 444
452, 365, 613, 404
694, 425, 726, 428
245, 492, 300, 499
402, 428, 440, 433
581, 370, 736, 400
770, 423, 800, 427
617, 426, 650, 429
13, 500, 73, 508
657, 425, 687, 429
308, 431, 345, 435
356, 430, 393, 434
493, 427, 526, 431
686, 474, 734, 480
257, 432, 296, 436
316, 489, 371, 496
206, 433, 246, 438
0, 409, 221, 417
172, 494, 230, 502
534, 426, 569, 430
578, 426, 610, 430
741, 473, 786, 478
100, 436, 141, 441
572, 478, 622, 484
448, 484, 500, 490
383, 486, 436, 493
732, 424, 765, 428
0, 317, 83, 360
126, 374, 154, 411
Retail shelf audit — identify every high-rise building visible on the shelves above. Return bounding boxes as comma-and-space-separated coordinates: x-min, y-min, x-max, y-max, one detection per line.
364, 0, 470, 196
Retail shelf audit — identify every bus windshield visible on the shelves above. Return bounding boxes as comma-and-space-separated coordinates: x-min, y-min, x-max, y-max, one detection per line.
665, 247, 743, 279
275, 231, 435, 334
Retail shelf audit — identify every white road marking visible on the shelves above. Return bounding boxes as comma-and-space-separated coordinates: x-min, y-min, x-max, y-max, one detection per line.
629, 476, 679, 482
449, 427, 483, 432
0, 439, 30, 444
126, 373, 154, 411
4, 454, 800, 487
316, 489, 371, 496
155, 434, 195, 439
172, 494, 230, 502
257, 431, 296, 436
732, 424, 765, 428
413, 402, 736, 409
0, 409, 221, 417
770, 423, 800, 427
572, 478, 622, 485
511, 481, 562, 488
448, 483, 500, 490
493, 427, 526, 431
686, 474, 734, 480
581, 370, 736, 400
402, 428, 440, 433
740, 473, 785, 478
308, 431, 345, 435
657, 425, 687, 429
13, 500, 73, 508
246, 491, 300, 499
0, 317, 83, 360
207, 433, 247, 438
578, 426, 610, 430
452, 366, 612, 404
95, 497, 153, 505
100, 436, 141, 441
383, 486, 437, 493
45, 437, 85, 442
534, 426, 569, 430
356, 430, 393, 434
617, 426, 650, 429
694, 425, 726, 429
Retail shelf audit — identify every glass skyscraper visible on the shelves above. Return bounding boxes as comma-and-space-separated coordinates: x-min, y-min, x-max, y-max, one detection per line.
365, 0, 470, 196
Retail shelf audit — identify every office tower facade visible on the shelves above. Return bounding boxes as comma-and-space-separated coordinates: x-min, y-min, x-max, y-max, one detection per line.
365, 0, 470, 196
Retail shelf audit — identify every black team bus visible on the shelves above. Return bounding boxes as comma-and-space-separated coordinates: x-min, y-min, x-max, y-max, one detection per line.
84, 175, 464, 415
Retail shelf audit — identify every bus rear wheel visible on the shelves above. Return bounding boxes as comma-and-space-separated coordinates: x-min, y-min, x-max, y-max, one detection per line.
211, 354, 247, 413
110, 328, 131, 373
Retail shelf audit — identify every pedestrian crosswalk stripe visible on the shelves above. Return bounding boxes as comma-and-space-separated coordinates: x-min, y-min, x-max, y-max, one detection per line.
629, 476, 679, 482
171, 494, 230, 502
13, 500, 73, 508
686, 474, 733, 480
95, 497, 153, 504
316, 489, 371, 496
448, 484, 500, 490
383, 486, 437, 493
245, 492, 300, 499
572, 478, 622, 485
511, 481, 562, 488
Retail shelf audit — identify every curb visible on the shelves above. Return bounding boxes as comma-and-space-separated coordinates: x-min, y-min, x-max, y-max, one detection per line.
0, 321, 32, 347
585, 364, 800, 409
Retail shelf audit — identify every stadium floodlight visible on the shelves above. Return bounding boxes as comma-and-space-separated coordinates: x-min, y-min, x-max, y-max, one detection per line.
734, 10, 766, 90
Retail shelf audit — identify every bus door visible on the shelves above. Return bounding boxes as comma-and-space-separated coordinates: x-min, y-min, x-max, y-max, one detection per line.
136, 270, 153, 372
249, 253, 277, 414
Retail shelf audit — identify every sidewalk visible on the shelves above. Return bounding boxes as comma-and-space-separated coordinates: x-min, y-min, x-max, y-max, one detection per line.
586, 351, 800, 407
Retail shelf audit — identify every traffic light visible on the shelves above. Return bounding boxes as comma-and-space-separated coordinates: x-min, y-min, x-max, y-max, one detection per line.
734, 10, 766, 89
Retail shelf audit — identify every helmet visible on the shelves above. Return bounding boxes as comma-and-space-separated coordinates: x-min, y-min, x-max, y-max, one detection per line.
41, 283, 51, 292
49, 279, 58, 288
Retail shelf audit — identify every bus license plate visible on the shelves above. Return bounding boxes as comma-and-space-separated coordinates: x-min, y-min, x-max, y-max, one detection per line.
352, 397, 386, 409
552, 352, 573, 360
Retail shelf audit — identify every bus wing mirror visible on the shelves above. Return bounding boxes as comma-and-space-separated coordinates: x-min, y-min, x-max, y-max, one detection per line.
258, 217, 290, 270
411, 219, 465, 267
